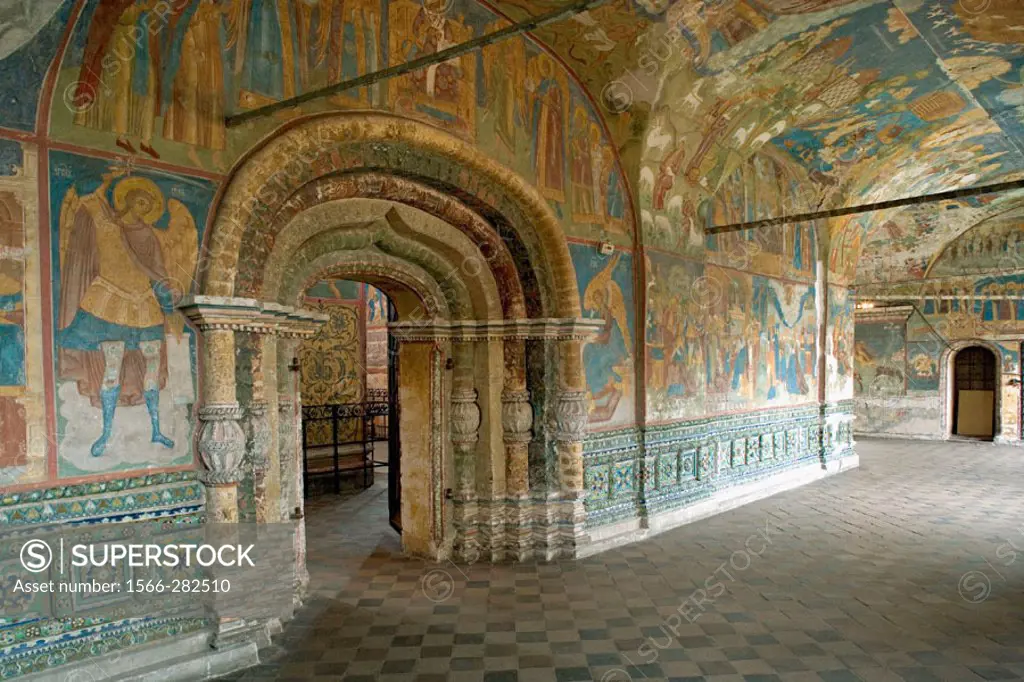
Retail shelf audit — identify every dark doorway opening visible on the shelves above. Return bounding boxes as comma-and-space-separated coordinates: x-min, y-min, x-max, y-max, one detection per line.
386, 298, 401, 534
953, 346, 997, 440
298, 282, 401, 536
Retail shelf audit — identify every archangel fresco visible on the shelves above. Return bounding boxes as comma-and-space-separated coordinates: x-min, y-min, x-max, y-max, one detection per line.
50, 152, 213, 476
571, 244, 635, 428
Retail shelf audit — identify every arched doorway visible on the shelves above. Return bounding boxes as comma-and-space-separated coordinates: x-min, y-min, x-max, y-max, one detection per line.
952, 345, 997, 440
294, 280, 398, 522
183, 114, 602, 580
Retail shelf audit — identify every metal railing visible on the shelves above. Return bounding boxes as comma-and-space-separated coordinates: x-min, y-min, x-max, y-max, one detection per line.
301, 398, 392, 496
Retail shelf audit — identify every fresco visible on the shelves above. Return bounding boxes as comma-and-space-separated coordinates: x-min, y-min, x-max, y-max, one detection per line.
826, 285, 853, 400
389, 0, 476, 138
0, 0, 70, 131
900, 0, 1024, 155
363, 283, 389, 392
640, 0, 1022, 275
571, 243, 635, 428
645, 251, 705, 421
854, 318, 906, 398
50, 151, 213, 477
0, 191, 25, 390
299, 280, 392, 403
50, 0, 632, 243
704, 265, 817, 412
853, 191, 1024, 285
703, 153, 818, 282
906, 340, 940, 392
855, 298, 1022, 438
0, 143, 43, 484
928, 212, 1024, 279
646, 254, 819, 420
299, 299, 364, 408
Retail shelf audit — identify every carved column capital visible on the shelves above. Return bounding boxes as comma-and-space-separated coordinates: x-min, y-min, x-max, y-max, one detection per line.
501, 389, 533, 443
198, 404, 247, 487
450, 387, 481, 450
553, 390, 588, 442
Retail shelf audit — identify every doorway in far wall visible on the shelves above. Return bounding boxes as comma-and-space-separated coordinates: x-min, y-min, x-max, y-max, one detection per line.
952, 345, 997, 440
299, 281, 398, 533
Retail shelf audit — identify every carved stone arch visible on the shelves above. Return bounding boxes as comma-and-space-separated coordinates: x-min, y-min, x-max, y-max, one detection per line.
204, 113, 578, 318
192, 113, 600, 570
288, 251, 455, 320
263, 200, 502, 320
243, 173, 528, 318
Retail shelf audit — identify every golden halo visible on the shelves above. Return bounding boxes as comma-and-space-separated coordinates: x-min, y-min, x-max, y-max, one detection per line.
113, 177, 165, 224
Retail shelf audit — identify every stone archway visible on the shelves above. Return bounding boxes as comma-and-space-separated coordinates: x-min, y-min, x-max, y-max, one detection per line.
182, 114, 603, 588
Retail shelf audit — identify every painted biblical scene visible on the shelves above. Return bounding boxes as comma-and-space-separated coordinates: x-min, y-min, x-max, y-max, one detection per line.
904, 0, 1024, 156
48, 0, 631, 242
703, 153, 818, 282
905, 341, 940, 393
853, 318, 906, 399
571, 242, 635, 428
50, 151, 214, 477
703, 265, 817, 413
928, 212, 1024, 279
567, 86, 627, 235
363, 283, 389, 391
640, 0, 1019, 260
0, 144, 44, 485
388, 0, 477, 139
645, 251, 706, 422
853, 189, 1024, 286
0, 192, 25, 391
0, 0, 71, 131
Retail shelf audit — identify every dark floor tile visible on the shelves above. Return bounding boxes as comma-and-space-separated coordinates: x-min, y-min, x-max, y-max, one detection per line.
553, 667, 591, 682
891, 668, 943, 682
380, 659, 417, 674
451, 657, 485, 671
818, 671, 863, 682
968, 666, 1021, 680
483, 671, 518, 682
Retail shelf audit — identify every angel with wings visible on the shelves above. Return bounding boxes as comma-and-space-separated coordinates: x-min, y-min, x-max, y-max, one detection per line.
582, 252, 633, 422
56, 169, 197, 458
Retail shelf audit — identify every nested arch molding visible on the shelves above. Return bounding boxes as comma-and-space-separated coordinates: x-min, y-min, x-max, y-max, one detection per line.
299, 261, 449, 320
202, 113, 579, 318
245, 173, 529, 318
262, 199, 504, 321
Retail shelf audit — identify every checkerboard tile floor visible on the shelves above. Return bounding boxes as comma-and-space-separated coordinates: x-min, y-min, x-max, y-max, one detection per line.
217, 438, 1024, 681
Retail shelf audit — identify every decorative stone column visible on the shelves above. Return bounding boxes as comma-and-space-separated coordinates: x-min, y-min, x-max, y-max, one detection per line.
450, 342, 481, 561
196, 328, 247, 523
238, 332, 274, 523
996, 371, 1022, 444
553, 339, 588, 557
178, 305, 257, 651
181, 296, 326, 614
502, 340, 532, 559
276, 334, 308, 604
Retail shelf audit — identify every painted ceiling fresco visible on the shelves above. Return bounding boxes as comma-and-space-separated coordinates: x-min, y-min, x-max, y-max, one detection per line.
624, 0, 1024, 281
0, 0, 1019, 287
855, 189, 1024, 284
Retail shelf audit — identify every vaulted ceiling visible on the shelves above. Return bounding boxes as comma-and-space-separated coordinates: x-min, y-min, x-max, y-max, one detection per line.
8, 0, 1022, 285
493, 0, 1024, 281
